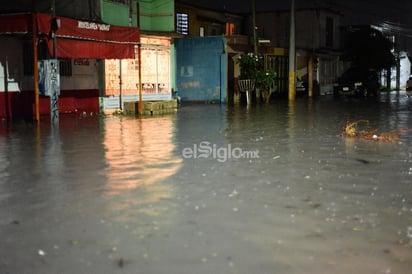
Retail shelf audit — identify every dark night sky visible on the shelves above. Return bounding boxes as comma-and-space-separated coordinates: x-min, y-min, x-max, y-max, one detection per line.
178, 0, 412, 28
178, 0, 412, 52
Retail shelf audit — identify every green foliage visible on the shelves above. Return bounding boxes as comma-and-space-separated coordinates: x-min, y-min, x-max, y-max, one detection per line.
256, 69, 276, 91
237, 52, 262, 80
237, 52, 276, 91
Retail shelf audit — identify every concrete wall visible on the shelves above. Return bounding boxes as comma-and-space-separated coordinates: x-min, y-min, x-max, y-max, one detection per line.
101, 0, 136, 26
100, 0, 175, 31
253, 9, 341, 51
175, 36, 227, 103
0, 0, 174, 31
139, 0, 175, 32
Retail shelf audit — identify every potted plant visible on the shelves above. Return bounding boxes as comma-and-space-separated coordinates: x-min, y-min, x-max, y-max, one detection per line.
236, 53, 261, 103
237, 52, 276, 104
256, 68, 276, 103
237, 52, 261, 80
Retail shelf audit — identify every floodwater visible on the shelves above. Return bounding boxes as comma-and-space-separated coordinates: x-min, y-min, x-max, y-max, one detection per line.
1, 92, 412, 274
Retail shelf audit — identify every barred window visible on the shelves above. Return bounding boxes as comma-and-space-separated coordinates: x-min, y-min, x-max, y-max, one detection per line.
59, 59, 72, 76
226, 22, 235, 35
176, 13, 189, 35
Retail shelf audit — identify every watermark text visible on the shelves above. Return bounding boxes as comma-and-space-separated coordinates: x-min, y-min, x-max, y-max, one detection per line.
182, 141, 259, 162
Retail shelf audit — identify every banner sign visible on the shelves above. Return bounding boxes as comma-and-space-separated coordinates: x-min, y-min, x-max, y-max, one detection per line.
38, 59, 60, 97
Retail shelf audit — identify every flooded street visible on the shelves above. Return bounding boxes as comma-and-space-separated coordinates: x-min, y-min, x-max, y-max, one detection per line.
1, 92, 412, 274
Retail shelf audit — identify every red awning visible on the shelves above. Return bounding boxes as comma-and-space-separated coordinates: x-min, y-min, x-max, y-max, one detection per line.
37, 14, 139, 59
0, 13, 140, 59
0, 13, 31, 34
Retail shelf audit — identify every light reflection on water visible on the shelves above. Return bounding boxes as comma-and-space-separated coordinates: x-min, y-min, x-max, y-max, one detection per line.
102, 116, 182, 219
102, 116, 182, 196
0, 92, 411, 274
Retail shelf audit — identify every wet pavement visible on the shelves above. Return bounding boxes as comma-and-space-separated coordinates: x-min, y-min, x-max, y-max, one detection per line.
1, 92, 412, 274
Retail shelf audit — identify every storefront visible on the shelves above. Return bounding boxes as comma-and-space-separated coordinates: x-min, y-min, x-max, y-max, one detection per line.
0, 13, 140, 120
102, 35, 173, 112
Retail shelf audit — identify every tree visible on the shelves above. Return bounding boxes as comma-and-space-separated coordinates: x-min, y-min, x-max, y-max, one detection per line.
342, 26, 395, 71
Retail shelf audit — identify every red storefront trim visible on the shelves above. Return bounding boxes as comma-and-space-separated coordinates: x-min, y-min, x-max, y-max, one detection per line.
0, 13, 140, 59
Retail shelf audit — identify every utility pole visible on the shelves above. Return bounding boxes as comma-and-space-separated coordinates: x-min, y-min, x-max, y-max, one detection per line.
32, 13, 40, 122
52, 0, 57, 59
50, 0, 59, 124
395, 32, 400, 92
137, 1, 143, 115
252, 0, 257, 55
308, 55, 313, 97
119, 60, 123, 110
288, 0, 296, 101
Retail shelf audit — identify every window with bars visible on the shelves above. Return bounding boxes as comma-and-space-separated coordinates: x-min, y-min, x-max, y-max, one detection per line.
59, 59, 72, 76
226, 22, 235, 35
176, 13, 189, 35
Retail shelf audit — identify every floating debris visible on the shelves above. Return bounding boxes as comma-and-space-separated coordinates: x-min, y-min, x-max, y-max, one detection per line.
38, 249, 46, 256
310, 202, 322, 209
341, 120, 412, 142
352, 226, 366, 232
228, 189, 239, 198
355, 158, 370, 164
383, 248, 391, 254
343, 120, 369, 137
117, 258, 124, 268
69, 240, 78, 246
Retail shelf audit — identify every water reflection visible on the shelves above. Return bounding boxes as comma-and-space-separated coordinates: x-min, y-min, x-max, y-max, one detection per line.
287, 100, 296, 137
102, 116, 182, 217
0, 95, 411, 274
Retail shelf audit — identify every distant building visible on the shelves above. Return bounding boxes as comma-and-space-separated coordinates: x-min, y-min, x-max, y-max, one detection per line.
175, 2, 249, 103
246, 7, 343, 95
382, 51, 411, 90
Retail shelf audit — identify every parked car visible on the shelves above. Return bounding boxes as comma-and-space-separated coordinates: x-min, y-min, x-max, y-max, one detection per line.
333, 67, 379, 98
406, 75, 412, 97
